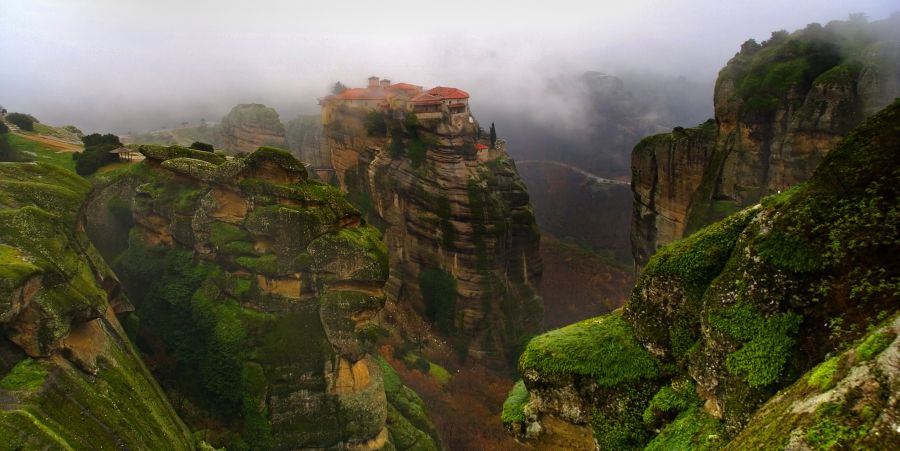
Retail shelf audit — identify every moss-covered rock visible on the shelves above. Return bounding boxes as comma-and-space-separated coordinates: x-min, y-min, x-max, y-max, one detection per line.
85, 146, 426, 449
507, 99, 900, 448
0, 161, 194, 449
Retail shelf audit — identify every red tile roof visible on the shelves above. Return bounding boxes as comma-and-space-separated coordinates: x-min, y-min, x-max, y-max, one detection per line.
427, 86, 469, 99
334, 87, 385, 100
390, 83, 422, 92
410, 93, 443, 104
475, 143, 488, 150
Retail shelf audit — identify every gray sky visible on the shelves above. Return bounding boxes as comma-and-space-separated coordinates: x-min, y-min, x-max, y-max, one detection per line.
1, 0, 896, 132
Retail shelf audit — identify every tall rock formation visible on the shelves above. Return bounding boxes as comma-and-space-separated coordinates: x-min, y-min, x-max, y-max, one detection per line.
505, 99, 900, 448
219, 103, 287, 153
321, 88, 542, 366
85, 145, 440, 450
632, 16, 900, 268
0, 162, 194, 449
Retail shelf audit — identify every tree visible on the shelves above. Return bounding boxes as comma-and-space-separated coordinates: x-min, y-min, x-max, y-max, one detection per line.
332, 81, 348, 95
190, 141, 215, 152
75, 133, 122, 176
364, 111, 387, 136
6, 112, 35, 131
0, 121, 8, 135
489, 122, 497, 148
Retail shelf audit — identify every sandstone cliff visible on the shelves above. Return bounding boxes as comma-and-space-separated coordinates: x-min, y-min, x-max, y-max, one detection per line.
85, 145, 440, 450
219, 104, 288, 153
632, 16, 900, 268
505, 99, 900, 448
0, 162, 194, 449
322, 106, 542, 366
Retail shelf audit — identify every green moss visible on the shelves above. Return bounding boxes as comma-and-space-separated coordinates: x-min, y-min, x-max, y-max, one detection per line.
709, 302, 803, 387
642, 379, 698, 426
807, 356, 840, 390
210, 221, 250, 247
139, 144, 226, 165
644, 407, 725, 451
375, 357, 442, 451
855, 330, 894, 361
519, 311, 660, 386
805, 402, 873, 450
501, 380, 529, 424
236, 254, 279, 275
0, 358, 47, 391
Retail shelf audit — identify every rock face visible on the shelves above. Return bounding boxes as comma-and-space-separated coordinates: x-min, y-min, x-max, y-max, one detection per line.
219, 104, 288, 153
0, 162, 194, 449
631, 16, 900, 269
85, 146, 440, 450
322, 105, 542, 365
505, 99, 900, 448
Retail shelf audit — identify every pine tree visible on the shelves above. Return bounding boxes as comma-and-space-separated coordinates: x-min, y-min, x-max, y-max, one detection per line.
489, 122, 497, 148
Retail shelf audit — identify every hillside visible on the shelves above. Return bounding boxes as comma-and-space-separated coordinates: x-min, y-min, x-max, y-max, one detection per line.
504, 98, 900, 449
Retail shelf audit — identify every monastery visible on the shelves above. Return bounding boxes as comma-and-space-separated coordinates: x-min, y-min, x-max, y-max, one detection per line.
320, 76, 470, 122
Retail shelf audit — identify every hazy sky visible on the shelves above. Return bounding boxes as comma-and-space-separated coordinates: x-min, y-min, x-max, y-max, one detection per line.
1, 0, 896, 132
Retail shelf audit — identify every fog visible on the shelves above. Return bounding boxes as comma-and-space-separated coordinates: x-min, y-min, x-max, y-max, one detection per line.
1, 0, 896, 134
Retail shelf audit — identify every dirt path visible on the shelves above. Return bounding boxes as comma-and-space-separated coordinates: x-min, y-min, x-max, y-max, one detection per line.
12, 132, 82, 152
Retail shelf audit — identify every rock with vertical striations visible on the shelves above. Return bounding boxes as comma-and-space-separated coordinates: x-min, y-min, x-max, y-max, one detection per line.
631, 16, 900, 269
219, 103, 287, 153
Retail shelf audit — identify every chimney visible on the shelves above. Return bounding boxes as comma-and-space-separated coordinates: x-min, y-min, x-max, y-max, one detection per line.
381, 79, 391, 88
368, 76, 380, 88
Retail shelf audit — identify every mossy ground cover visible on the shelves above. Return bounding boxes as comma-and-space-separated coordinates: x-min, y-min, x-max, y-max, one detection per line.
519, 311, 660, 387
500, 380, 529, 424
0, 358, 47, 391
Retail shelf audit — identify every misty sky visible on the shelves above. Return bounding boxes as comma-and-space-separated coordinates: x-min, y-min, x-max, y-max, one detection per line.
1, 0, 896, 132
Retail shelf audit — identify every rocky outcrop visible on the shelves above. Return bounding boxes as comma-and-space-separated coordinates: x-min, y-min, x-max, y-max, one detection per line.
632, 16, 900, 269
506, 99, 900, 448
219, 103, 287, 153
85, 145, 440, 450
323, 106, 542, 366
0, 162, 194, 449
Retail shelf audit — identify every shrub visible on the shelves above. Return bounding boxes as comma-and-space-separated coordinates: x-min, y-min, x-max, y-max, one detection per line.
190, 141, 214, 152
364, 111, 387, 136
75, 133, 122, 175
0, 121, 8, 134
419, 267, 458, 334
6, 112, 35, 131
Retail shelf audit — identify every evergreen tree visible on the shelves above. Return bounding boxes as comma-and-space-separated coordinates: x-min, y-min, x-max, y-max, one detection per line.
489, 122, 497, 148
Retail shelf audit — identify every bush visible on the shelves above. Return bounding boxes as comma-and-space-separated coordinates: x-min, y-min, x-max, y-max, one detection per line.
190, 141, 215, 152
0, 121, 8, 135
6, 113, 35, 131
76, 133, 122, 175
419, 267, 458, 334
364, 111, 387, 136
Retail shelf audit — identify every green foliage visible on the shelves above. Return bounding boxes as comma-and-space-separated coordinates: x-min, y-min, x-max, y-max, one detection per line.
419, 267, 457, 334
210, 221, 250, 247
436, 195, 455, 248
805, 402, 873, 450
236, 254, 279, 275
75, 133, 122, 176
519, 311, 660, 387
407, 137, 426, 167
591, 385, 656, 450
642, 379, 698, 427
0, 120, 8, 134
855, 330, 894, 361
190, 141, 215, 152
0, 358, 47, 391
6, 112, 35, 131
807, 356, 839, 390
644, 407, 725, 451
501, 380, 529, 424
364, 111, 387, 136
730, 32, 842, 116
709, 302, 803, 387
